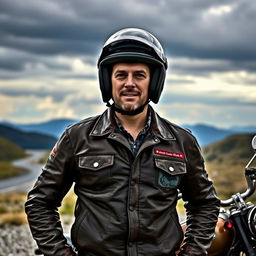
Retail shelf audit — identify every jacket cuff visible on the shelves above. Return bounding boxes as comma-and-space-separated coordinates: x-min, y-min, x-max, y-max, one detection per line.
178, 244, 207, 256
56, 247, 76, 256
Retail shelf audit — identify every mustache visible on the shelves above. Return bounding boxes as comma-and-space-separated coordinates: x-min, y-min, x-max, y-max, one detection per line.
120, 88, 141, 96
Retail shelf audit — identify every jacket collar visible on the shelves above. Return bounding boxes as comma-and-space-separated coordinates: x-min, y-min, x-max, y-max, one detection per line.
89, 107, 114, 137
90, 105, 176, 141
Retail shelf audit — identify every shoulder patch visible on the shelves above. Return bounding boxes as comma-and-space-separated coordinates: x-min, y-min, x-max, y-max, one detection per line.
49, 141, 59, 159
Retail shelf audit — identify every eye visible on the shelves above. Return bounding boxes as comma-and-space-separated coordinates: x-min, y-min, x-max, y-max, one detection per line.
135, 73, 146, 79
115, 73, 126, 79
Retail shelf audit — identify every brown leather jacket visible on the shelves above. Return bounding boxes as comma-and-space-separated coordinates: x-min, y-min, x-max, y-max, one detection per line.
25, 106, 220, 256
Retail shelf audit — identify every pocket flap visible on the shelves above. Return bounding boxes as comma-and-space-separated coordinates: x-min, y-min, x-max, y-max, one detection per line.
79, 155, 114, 171
155, 158, 186, 175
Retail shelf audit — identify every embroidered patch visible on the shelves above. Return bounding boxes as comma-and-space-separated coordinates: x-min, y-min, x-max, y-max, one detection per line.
154, 149, 184, 159
158, 171, 180, 188
49, 142, 58, 159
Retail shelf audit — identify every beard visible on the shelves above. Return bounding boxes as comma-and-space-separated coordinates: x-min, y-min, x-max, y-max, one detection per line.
113, 98, 149, 116
119, 102, 140, 112
115, 96, 147, 113
114, 88, 145, 112
113, 100, 148, 116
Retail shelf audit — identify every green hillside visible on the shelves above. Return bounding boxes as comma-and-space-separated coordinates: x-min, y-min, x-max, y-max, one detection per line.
202, 133, 256, 201
0, 124, 57, 150
0, 137, 27, 180
0, 136, 27, 161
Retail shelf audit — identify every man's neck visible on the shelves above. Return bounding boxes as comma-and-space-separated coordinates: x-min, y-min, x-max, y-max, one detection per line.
115, 105, 149, 140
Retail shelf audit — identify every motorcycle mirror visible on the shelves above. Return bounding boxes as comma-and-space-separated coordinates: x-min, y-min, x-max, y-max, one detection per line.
245, 135, 256, 168
252, 135, 256, 151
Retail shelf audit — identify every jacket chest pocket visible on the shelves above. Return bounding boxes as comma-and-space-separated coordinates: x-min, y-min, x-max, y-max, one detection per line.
78, 155, 114, 189
154, 157, 187, 190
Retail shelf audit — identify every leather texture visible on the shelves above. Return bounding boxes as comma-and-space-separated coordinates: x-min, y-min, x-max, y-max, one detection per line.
25, 106, 220, 256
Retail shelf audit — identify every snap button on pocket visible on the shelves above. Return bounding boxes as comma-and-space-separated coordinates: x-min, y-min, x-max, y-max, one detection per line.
79, 155, 114, 171
155, 158, 186, 175
169, 166, 174, 172
93, 162, 99, 168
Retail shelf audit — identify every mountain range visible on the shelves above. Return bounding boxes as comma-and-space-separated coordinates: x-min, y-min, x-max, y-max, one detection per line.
0, 124, 57, 150
1, 119, 255, 147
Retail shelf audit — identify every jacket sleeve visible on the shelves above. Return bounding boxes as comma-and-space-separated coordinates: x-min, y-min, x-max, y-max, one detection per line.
179, 135, 220, 255
25, 130, 76, 256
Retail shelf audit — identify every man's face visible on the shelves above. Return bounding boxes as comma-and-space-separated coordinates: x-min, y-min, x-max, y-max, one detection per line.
111, 63, 150, 113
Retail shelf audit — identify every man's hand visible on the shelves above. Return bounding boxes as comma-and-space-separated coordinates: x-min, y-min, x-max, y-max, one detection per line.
177, 245, 207, 256
63, 247, 77, 256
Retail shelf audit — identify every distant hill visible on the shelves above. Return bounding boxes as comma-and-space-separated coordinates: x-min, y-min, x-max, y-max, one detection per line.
0, 124, 57, 150
0, 137, 27, 161
1, 118, 77, 138
185, 124, 245, 146
202, 133, 256, 200
1, 119, 255, 146
202, 133, 255, 163
230, 125, 256, 133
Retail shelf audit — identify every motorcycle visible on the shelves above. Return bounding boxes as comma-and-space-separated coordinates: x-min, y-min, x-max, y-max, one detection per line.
182, 134, 256, 255
35, 135, 256, 255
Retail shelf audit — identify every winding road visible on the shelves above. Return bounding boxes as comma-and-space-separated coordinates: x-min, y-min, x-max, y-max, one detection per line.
0, 150, 46, 193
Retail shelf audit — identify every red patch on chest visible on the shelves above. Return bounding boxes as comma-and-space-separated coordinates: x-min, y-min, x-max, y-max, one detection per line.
154, 148, 184, 159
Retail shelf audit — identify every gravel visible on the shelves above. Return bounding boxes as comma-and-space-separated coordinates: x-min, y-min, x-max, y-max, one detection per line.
0, 225, 37, 256
0, 215, 185, 256
0, 223, 72, 256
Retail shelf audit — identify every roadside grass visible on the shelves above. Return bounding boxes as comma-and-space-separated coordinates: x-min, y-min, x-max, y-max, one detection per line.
0, 193, 28, 226
0, 189, 77, 226
59, 188, 76, 216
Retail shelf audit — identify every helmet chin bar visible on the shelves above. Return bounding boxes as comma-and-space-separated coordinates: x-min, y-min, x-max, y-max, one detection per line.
107, 100, 150, 116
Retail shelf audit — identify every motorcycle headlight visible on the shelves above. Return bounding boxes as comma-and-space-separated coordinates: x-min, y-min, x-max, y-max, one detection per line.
247, 205, 256, 238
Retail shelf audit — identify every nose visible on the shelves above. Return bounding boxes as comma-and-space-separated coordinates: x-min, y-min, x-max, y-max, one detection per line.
124, 74, 135, 88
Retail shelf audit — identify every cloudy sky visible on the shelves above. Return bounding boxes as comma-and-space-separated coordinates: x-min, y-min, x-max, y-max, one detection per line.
0, 0, 256, 128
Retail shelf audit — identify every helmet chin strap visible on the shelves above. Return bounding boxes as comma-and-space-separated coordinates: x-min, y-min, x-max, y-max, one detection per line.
106, 100, 150, 116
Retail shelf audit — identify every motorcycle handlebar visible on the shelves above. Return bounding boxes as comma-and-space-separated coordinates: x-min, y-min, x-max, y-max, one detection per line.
220, 167, 256, 207
177, 168, 256, 207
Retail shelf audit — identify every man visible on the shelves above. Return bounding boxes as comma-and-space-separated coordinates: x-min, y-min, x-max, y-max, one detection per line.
25, 28, 220, 256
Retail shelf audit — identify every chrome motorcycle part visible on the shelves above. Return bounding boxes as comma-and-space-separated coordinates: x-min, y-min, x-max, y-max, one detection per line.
247, 205, 256, 239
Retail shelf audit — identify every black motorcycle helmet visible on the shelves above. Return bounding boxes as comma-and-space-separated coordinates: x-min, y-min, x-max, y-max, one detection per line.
97, 28, 168, 107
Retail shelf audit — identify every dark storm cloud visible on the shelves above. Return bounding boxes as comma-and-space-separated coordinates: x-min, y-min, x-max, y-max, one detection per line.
0, 0, 256, 74
171, 59, 256, 78
59, 74, 97, 80
0, 0, 106, 55
0, 50, 71, 72
160, 91, 256, 107
0, 86, 75, 102
0, 46, 71, 83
